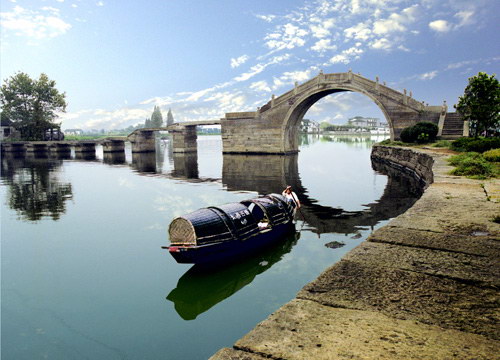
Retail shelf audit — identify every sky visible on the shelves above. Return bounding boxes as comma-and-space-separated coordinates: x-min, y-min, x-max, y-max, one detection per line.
1, 0, 499, 131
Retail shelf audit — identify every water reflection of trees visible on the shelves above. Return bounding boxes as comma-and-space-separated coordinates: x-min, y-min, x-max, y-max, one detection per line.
166, 231, 299, 320
1, 155, 73, 221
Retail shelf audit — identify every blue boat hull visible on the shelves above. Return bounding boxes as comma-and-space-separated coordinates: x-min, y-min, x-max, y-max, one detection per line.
167, 222, 295, 265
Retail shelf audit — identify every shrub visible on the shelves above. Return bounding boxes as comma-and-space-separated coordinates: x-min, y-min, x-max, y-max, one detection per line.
483, 148, 500, 162
399, 122, 438, 143
451, 137, 500, 152
450, 137, 475, 151
466, 138, 500, 152
413, 122, 438, 141
399, 127, 413, 143
448, 152, 494, 179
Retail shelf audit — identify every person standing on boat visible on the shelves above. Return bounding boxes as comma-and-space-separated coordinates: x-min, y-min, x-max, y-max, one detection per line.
282, 186, 301, 214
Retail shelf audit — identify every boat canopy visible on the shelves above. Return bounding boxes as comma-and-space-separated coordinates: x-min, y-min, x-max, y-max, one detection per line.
168, 194, 292, 246
169, 203, 259, 246
242, 194, 291, 226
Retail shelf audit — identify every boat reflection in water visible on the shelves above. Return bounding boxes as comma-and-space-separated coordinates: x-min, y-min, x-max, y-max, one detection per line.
166, 231, 300, 320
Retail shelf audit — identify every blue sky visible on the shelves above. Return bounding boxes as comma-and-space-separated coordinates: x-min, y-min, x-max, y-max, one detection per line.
1, 0, 499, 130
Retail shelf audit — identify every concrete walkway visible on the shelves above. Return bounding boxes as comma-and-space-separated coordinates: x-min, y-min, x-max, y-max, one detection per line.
211, 147, 500, 359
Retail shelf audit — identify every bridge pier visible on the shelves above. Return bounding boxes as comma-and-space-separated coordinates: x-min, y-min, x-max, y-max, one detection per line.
170, 126, 197, 153
48, 143, 71, 155
102, 139, 125, 153
128, 130, 156, 153
26, 143, 49, 154
74, 142, 97, 154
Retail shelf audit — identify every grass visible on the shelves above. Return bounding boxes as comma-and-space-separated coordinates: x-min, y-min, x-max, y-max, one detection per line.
378, 139, 408, 146
447, 152, 497, 179
432, 140, 452, 148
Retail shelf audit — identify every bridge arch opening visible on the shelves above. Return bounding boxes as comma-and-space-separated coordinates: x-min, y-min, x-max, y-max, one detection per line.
282, 87, 392, 153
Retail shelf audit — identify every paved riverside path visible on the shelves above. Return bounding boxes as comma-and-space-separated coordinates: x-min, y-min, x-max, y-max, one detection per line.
211, 147, 500, 360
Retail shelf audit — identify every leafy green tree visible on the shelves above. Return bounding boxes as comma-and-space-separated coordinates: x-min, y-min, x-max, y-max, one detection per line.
144, 118, 151, 128
455, 72, 500, 137
150, 105, 163, 128
166, 108, 174, 126
0, 72, 67, 140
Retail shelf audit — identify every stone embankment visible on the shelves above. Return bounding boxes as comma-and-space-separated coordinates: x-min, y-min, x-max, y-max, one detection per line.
211, 145, 500, 360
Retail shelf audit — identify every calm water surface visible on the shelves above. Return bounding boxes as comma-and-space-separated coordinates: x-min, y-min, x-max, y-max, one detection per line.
1, 134, 422, 359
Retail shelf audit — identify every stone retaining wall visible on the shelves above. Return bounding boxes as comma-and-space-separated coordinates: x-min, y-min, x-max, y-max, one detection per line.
371, 145, 434, 187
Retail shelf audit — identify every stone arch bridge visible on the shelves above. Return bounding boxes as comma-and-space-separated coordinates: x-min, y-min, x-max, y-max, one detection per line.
127, 71, 464, 154
222, 70, 463, 154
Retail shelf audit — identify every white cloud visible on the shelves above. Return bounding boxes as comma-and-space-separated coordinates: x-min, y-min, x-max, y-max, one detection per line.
455, 10, 474, 27
310, 18, 335, 39
429, 9, 475, 33
311, 38, 337, 53
234, 54, 290, 82
265, 23, 308, 51
419, 71, 438, 80
370, 37, 391, 50
429, 19, 450, 32
344, 22, 372, 41
272, 69, 314, 90
230, 55, 249, 69
234, 63, 267, 82
250, 80, 271, 92
0, 5, 71, 39
204, 91, 247, 110
96, 1, 104, 6
256, 14, 276, 23
63, 107, 151, 130
446, 59, 477, 70
373, 5, 419, 35
329, 46, 363, 64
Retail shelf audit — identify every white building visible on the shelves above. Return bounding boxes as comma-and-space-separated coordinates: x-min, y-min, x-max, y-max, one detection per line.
348, 116, 380, 128
300, 119, 320, 133
65, 129, 84, 135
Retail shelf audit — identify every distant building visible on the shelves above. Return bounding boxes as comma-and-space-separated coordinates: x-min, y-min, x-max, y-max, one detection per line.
300, 119, 320, 133
1, 118, 19, 140
348, 116, 380, 128
65, 129, 84, 135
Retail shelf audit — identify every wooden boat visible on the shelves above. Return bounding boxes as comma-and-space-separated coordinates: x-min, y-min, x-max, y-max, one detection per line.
163, 193, 295, 264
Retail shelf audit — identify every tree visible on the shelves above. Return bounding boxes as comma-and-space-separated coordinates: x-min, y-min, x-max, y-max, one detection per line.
0, 72, 67, 140
150, 105, 163, 128
144, 118, 151, 128
455, 72, 500, 137
166, 108, 174, 126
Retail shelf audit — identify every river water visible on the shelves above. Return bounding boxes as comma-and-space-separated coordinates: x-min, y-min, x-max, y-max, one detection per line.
1, 134, 423, 360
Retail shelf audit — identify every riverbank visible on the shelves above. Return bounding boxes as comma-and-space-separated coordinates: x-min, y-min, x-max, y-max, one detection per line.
211, 145, 499, 359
